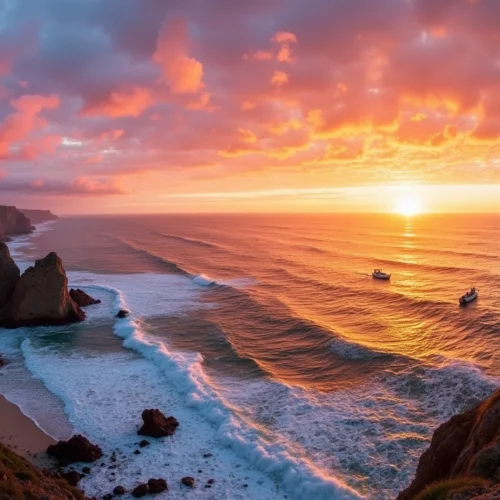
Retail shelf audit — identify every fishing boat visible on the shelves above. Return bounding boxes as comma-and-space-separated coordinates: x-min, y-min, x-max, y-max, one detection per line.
372, 269, 391, 280
459, 287, 477, 305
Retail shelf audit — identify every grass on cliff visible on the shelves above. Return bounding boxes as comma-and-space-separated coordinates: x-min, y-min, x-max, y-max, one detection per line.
415, 477, 489, 500
0, 443, 84, 500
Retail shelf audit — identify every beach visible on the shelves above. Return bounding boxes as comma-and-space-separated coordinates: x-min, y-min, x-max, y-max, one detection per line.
0, 393, 55, 466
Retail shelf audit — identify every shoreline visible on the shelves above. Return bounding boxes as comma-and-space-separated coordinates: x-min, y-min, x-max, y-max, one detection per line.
0, 393, 56, 467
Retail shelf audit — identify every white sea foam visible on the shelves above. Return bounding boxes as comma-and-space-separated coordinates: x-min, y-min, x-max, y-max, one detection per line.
19, 273, 363, 500
192, 274, 216, 286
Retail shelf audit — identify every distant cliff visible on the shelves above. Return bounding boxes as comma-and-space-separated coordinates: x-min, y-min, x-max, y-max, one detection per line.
17, 209, 58, 225
398, 388, 500, 500
0, 206, 32, 240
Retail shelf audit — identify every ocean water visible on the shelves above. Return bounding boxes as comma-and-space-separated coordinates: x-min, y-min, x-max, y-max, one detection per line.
0, 214, 499, 499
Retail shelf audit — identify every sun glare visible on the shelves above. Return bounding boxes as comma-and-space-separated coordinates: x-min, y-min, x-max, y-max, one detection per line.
395, 195, 422, 216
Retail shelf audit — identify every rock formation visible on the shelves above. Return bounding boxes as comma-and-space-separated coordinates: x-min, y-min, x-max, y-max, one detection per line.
398, 388, 500, 500
17, 208, 58, 225
132, 483, 149, 498
138, 409, 179, 438
0, 243, 19, 309
116, 309, 129, 318
69, 288, 101, 307
47, 435, 103, 466
182, 476, 195, 488
0, 252, 85, 328
0, 442, 88, 499
0, 206, 32, 240
148, 478, 168, 493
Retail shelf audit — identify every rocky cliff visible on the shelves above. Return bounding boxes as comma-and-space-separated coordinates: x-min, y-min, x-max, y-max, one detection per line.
17, 209, 58, 225
0, 251, 85, 328
0, 243, 20, 309
0, 206, 32, 240
398, 388, 500, 500
0, 443, 87, 500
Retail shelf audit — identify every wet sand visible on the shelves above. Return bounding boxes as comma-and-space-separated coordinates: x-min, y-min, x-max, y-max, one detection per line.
0, 393, 56, 467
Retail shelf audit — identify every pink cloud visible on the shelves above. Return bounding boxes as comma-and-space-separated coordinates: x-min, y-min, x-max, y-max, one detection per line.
0, 94, 60, 157
270, 70, 289, 87
82, 87, 153, 118
153, 18, 205, 94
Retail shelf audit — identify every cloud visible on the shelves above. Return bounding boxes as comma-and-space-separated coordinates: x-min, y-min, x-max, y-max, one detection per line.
153, 17, 205, 94
81, 87, 153, 117
270, 70, 289, 87
0, 94, 60, 157
0, 0, 500, 208
0, 177, 126, 196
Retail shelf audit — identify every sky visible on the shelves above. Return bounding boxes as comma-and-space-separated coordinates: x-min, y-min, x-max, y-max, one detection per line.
0, 0, 500, 214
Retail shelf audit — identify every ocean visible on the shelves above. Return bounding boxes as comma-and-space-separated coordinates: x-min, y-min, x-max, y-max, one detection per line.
0, 214, 499, 499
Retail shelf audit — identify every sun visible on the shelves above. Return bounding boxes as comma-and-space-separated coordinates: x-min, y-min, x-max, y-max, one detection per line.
395, 195, 422, 216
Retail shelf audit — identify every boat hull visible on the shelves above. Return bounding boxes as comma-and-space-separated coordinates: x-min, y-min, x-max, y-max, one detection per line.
459, 293, 477, 305
372, 273, 391, 280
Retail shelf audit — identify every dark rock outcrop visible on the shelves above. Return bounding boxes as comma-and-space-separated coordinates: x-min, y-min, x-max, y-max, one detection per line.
0, 206, 32, 239
0, 242, 20, 308
0, 355, 6, 367
47, 435, 103, 466
61, 470, 84, 486
0, 252, 85, 328
182, 476, 195, 488
69, 288, 101, 307
138, 409, 179, 438
139, 440, 150, 448
113, 485, 127, 495
148, 478, 168, 493
17, 208, 58, 225
116, 309, 129, 318
132, 483, 149, 498
398, 389, 500, 500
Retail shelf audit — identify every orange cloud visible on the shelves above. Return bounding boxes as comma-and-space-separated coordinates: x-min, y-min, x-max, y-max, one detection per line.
154, 18, 204, 94
271, 70, 289, 87
82, 87, 153, 118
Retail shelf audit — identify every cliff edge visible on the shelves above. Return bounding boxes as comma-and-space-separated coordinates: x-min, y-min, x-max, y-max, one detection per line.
398, 388, 500, 500
0, 206, 32, 240
18, 209, 58, 225
0, 443, 87, 500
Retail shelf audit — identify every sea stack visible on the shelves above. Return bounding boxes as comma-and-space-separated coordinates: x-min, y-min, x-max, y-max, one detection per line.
0, 252, 85, 328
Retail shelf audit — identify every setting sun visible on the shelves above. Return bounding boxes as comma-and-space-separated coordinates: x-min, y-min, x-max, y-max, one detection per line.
395, 195, 422, 216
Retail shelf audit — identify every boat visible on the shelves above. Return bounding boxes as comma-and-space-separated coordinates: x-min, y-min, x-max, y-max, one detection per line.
372, 269, 391, 280
459, 287, 477, 305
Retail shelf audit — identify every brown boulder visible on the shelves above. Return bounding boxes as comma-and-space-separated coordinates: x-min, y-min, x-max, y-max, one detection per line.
47, 434, 103, 466
69, 288, 101, 307
113, 485, 127, 495
0, 252, 85, 328
148, 478, 168, 493
116, 309, 129, 318
132, 483, 149, 497
61, 470, 83, 486
138, 409, 179, 438
0, 242, 20, 308
398, 389, 500, 500
182, 476, 195, 487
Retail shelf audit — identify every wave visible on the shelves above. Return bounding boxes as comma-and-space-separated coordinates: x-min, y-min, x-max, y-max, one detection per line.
105, 286, 364, 500
152, 230, 221, 250
114, 238, 190, 276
